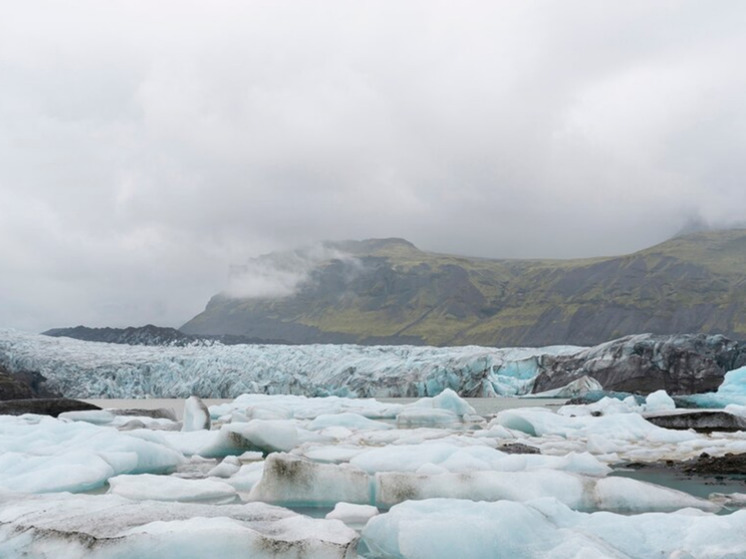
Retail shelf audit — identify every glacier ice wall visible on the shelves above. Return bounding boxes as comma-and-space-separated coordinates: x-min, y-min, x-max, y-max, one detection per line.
0, 329, 582, 399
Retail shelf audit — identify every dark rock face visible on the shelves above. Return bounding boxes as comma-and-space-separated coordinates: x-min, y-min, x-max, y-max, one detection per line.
0, 364, 58, 400
532, 334, 746, 396
644, 411, 746, 432
0, 371, 34, 400
0, 398, 101, 417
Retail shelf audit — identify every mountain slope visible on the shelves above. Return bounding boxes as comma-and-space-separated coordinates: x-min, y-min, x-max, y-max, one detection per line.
181, 230, 746, 346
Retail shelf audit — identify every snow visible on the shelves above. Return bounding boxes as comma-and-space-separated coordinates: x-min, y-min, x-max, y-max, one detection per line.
0, 329, 581, 398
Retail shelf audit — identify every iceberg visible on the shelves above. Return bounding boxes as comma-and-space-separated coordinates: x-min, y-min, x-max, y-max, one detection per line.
681, 365, 746, 408
108, 474, 239, 504
0, 492, 358, 559
362, 498, 746, 559
0, 415, 184, 493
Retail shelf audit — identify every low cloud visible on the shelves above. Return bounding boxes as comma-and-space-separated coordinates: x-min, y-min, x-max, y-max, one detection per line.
225, 244, 356, 299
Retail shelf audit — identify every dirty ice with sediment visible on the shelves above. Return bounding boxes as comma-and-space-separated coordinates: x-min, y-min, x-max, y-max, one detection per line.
2, 331, 746, 557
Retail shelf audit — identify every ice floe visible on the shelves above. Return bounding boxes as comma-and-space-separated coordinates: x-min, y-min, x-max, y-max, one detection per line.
362, 498, 746, 559
0, 492, 358, 559
3, 381, 746, 557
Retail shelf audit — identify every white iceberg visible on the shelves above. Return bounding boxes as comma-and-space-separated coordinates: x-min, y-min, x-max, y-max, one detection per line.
0, 492, 358, 559
362, 498, 742, 559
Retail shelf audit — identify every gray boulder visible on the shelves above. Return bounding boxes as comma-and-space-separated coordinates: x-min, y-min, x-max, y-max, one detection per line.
644, 410, 746, 432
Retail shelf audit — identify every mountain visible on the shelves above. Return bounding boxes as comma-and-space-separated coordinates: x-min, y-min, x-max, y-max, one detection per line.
180, 230, 746, 347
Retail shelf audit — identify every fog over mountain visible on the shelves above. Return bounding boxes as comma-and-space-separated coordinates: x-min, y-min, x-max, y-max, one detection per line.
2, 1, 746, 332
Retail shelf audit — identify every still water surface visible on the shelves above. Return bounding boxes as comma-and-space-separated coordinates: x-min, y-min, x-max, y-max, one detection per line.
83, 397, 567, 420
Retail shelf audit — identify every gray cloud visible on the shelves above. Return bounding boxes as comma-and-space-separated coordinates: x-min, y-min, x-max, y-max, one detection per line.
226, 244, 356, 299
1, 1, 746, 331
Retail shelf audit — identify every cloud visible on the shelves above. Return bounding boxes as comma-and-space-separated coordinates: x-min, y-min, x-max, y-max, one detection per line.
1, 1, 746, 330
225, 244, 356, 299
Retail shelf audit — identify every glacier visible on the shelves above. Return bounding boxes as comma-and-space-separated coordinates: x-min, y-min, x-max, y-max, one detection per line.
0, 329, 582, 399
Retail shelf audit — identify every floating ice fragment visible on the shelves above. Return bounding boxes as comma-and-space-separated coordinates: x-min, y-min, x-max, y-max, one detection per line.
249, 453, 370, 507
645, 390, 676, 413
0, 492, 359, 559
182, 396, 210, 431
363, 498, 738, 559
326, 502, 379, 528
109, 473, 239, 504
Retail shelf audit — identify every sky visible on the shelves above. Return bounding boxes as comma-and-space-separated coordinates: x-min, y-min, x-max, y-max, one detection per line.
1, 1, 746, 332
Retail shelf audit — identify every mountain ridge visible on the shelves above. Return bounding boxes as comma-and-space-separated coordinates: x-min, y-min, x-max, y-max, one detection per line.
180, 229, 746, 347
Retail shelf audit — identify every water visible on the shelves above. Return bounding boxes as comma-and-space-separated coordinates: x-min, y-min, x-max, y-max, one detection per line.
83, 396, 567, 420
611, 466, 746, 508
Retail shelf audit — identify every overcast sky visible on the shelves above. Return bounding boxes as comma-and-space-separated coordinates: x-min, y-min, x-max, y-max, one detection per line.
2, 1, 746, 332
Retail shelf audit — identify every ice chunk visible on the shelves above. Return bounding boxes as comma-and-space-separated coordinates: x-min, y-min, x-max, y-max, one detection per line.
363, 498, 741, 559
372, 470, 717, 512
0, 416, 184, 493
326, 503, 379, 528
207, 456, 242, 478
531, 375, 603, 398
0, 492, 358, 558
109, 473, 238, 504
182, 396, 211, 431
594, 477, 719, 513
349, 442, 609, 477
249, 453, 370, 507
224, 419, 299, 454
495, 407, 698, 447
224, 461, 265, 492
682, 365, 746, 408
419, 388, 477, 416
645, 389, 676, 413
58, 409, 117, 425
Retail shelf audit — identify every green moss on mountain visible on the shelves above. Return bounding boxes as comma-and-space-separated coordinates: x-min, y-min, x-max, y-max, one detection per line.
181, 230, 746, 346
